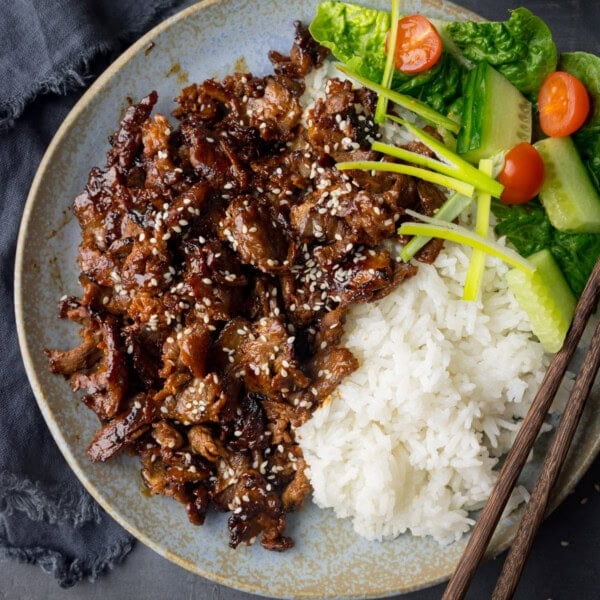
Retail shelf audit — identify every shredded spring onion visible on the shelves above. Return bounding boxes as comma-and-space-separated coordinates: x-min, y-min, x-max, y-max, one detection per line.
399, 192, 472, 262
336, 160, 475, 197
462, 159, 494, 300
336, 64, 461, 134
399, 210, 535, 274
374, 0, 400, 124
386, 115, 504, 197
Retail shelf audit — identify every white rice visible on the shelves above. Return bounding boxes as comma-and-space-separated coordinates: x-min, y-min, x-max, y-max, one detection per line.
296, 62, 571, 545
297, 242, 570, 544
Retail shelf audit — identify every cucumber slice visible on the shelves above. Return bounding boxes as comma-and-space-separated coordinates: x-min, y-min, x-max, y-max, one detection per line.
505, 249, 576, 353
457, 62, 532, 163
534, 136, 600, 233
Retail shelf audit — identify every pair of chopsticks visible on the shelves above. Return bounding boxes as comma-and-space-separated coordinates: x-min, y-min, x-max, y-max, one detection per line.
443, 257, 600, 600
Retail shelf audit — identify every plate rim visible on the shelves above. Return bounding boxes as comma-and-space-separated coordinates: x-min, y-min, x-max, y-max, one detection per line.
13, 1, 600, 598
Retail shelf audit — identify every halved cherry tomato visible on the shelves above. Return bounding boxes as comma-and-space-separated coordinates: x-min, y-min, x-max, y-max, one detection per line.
386, 15, 443, 74
538, 71, 590, 137
498, 142, 545, 205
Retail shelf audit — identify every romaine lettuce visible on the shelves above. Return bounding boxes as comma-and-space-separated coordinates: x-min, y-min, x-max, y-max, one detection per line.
391, 51, 465, 114
309, 1, 465, 115
492, 199, 600, 297
309, 1, 390, 82
445, 7, 557, 96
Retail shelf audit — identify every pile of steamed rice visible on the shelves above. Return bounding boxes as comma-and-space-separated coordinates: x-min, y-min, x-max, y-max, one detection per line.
297, 63, 571, 545
297, 243, 567, 544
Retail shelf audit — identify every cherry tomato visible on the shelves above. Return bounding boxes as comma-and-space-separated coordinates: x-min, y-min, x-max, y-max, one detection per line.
498, 142, 545, 205
538, 71, 590, 137
386, 15, 443, 74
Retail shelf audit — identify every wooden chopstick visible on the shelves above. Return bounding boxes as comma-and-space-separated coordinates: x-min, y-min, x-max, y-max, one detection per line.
491, 315, 600, 599
442, 257, 600, 600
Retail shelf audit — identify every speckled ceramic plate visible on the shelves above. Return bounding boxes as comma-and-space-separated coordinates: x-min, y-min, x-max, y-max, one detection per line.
14, 0, 600, 598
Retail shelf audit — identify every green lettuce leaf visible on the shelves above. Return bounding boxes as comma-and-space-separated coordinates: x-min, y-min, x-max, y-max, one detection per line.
309, 1, 466, 114
309, 1, 389, 82
391, 51, 466, 114
559, 52, 600, 187
446, 7, 557, 96
492, 199, 600, 297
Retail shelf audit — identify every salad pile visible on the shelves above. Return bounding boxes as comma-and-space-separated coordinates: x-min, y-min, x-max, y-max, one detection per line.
310, 1, 600, 352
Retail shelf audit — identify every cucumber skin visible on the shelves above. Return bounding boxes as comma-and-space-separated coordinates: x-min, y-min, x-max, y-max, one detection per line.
457, 62, 532, 163
505, 249, 576, 353
456, 61, 483, 157
534, 136, 600, 233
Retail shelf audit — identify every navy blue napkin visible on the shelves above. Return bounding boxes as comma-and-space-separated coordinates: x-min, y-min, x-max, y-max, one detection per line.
0, 0, 183, 587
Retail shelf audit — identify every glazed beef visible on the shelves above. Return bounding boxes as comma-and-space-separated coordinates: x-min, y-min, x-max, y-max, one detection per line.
47, 21, 440, 550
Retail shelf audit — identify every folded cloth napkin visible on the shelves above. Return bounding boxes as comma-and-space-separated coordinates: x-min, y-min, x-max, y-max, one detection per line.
0, 0, 184, 587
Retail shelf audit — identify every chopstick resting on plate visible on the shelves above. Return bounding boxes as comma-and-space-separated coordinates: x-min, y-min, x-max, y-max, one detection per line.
442, 257, 600, 600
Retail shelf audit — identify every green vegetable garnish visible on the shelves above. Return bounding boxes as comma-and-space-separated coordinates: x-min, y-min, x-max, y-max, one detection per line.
374, 0, 399, 123
445, 7, 557, 96
385, 115, 504, 197
456, 61, 532, 163
372, 140, 467, 180
390, 51, 466, 116
336, 160, 475, 197
398, 212, 535, 274
492, 199, 600, 298
399, 192, 472, 262
336, 64, 460, 133
534, 136, 600, 234
463, 159, 493, 301
309, 1, 390, 83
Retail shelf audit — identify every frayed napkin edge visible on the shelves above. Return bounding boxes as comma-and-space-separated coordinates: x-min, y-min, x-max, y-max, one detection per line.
0, 470, 135, 587
0, 538, 135, 588
0, 470, 101, 527
0, 0, 179, 132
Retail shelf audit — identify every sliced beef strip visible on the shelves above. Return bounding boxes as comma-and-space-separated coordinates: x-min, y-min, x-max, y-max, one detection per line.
236, 317, 309, 398
220, 195, 294, 274
68, 314, 128, 419
87, 392, 155, 462
269, 21, 329, 78
227, 471, 293, 551
108, 91, 158, 170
